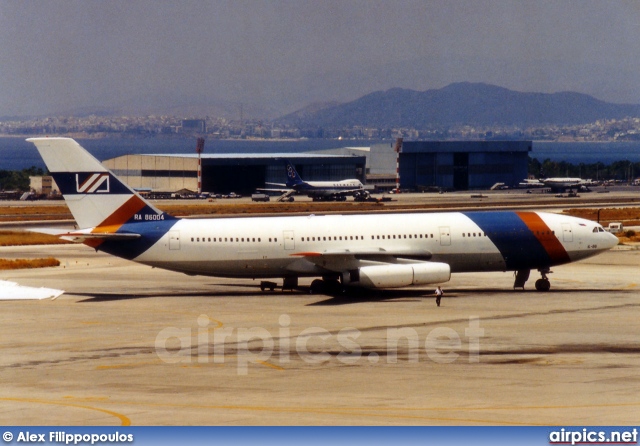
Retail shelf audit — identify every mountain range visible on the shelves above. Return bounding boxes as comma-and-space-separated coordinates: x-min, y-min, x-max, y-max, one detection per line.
276, 82, 640, 129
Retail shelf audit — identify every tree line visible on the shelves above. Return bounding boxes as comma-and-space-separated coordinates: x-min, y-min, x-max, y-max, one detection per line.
0, 167, 45, 191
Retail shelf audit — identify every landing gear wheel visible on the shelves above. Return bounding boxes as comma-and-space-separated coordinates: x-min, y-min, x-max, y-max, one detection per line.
535, 278, 551, 292
309, 279, 325, 294
324, 279, 344, 295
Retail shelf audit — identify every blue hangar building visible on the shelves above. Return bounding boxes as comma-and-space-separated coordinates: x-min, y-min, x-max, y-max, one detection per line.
393, 141, 532, 190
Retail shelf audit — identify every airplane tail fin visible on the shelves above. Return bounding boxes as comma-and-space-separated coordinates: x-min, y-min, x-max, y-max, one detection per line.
285, 161, 305, 187
26, 137, 174, 230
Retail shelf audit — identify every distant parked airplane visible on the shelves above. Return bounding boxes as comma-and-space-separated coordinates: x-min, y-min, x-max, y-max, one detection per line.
261, 160, 366, 201
520, 177, 592, 192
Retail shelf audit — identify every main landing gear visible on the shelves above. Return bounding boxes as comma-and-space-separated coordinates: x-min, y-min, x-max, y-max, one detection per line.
514, 268, 552, 291
534, 269, 551, 292
309, 275, 345, 295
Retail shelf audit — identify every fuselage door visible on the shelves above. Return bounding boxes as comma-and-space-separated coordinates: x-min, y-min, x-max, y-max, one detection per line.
169, 230, 181, 250
284, 230, 295, 250
562, 223, 573, 242
439, 226, 451, 246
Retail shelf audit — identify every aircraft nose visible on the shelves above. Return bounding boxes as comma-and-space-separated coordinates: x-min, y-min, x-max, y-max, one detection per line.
605, 231, 619, 249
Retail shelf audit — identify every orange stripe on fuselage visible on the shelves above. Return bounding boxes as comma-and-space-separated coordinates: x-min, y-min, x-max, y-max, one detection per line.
85, 195, 148, 248
516, 212, 571, 264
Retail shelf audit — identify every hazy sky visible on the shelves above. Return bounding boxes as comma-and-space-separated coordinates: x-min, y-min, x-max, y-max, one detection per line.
2, 0, 640, 117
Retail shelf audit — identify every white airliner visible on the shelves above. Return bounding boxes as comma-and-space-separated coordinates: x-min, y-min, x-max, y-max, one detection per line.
261, 160, 365, 201
27, 138, 618, 293
521, 177, 591, 192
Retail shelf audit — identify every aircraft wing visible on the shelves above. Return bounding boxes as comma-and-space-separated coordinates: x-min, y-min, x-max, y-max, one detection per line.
256, 187, 293, 194
288, 247, 433, 272
331, 188, 366, 197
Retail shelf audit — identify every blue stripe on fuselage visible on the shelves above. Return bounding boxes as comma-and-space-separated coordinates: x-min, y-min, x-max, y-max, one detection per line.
463, 211, 553, 270
97, 218, 177, 260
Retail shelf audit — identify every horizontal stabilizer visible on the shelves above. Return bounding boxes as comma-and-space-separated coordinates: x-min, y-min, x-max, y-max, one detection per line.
27, 228, 140, 243
0, 280, 64, 300
59, 232, 141, 243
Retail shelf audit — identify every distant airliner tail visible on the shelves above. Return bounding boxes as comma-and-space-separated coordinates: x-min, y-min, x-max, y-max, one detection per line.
26, 137, 174, 230
285, 160, 305, 187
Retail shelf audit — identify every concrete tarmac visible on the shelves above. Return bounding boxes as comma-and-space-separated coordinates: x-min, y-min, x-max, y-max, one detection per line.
0, 242, 639, 426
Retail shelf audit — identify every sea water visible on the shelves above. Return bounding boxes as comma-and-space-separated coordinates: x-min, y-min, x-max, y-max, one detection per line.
1, 136, 639, 171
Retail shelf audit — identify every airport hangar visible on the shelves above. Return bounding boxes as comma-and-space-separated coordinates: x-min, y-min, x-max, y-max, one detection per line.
102, 153, 367, 196
316, 140, 532, 191
100, 141, 531, 195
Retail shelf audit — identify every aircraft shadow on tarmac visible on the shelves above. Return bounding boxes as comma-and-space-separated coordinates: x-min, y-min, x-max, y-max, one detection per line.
76, 288, 280, 302
75, 285, 629, 304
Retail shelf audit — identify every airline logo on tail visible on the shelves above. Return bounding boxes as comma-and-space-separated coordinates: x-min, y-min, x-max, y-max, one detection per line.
285, 161, 305, 187
76, 173, 110, 193
286, 164, 296, 180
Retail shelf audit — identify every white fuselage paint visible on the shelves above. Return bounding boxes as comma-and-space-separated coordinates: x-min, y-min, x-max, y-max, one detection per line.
133, 211, 618, 279
296, 179, 363, 197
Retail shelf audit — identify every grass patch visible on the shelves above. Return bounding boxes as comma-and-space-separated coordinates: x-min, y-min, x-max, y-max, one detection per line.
0, 231, 70, 246
0, 257, 60, 270
0, 205, 72, 222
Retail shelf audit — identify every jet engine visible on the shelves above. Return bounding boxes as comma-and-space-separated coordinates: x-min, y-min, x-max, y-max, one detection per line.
351, 262, 451, 289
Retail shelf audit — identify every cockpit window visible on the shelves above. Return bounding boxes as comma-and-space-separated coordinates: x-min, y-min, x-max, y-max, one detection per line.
593, 226, 605, 233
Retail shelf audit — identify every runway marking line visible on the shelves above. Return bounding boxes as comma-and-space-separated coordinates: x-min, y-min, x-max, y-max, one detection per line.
63, 396, 110, 402
0, 397, 130, 426
96, 361, 162, 370
255, 360, 285, 371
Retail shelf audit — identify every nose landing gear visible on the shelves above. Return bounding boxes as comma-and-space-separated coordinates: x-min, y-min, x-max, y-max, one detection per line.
535, 268, 552, 292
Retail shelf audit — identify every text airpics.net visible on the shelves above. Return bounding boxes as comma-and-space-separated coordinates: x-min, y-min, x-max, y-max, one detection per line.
155, 315, 484, 375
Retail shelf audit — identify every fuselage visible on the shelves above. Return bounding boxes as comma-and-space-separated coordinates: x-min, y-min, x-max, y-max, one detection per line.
27, 137, 620, 292
293, 179, 363, 197
99, 211, 618, 279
